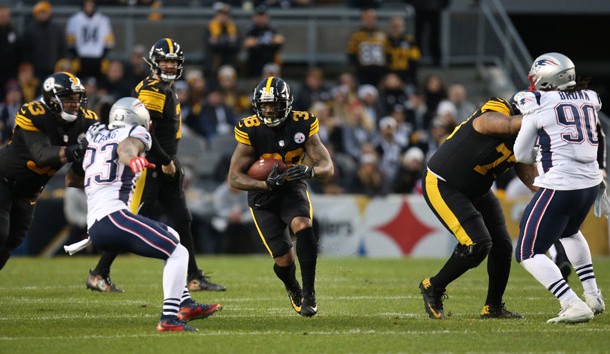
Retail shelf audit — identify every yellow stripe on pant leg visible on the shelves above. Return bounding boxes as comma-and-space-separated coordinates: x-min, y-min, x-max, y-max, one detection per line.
425, 172, 474, 246
130, 169, 147, 214
249, 207, 273, 257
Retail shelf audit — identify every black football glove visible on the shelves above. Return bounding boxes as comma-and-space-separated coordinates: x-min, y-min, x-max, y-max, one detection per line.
265, 164, 287, 191
284, 164, 315, 181
65, 137, 88, 163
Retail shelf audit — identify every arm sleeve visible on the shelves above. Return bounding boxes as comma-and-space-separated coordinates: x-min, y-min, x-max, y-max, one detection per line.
148, 111, 172, 165
513, 116, 538, 163
22, 129, 63, 166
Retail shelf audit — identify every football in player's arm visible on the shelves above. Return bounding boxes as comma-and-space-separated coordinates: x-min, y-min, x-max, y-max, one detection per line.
228, 77, 333, 317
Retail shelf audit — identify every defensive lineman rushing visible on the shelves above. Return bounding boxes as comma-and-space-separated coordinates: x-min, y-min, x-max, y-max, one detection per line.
513, 52, 606, 323
228, 77, 333, 317
82, 97, 221, 331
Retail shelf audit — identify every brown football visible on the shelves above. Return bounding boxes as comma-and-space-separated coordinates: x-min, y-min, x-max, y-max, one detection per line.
247, 158, 287, 181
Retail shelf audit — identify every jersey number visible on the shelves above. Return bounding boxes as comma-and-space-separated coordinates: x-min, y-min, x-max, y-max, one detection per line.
474, 143, 515, 176
83, 143, 119, 187
556, 103, 598, 145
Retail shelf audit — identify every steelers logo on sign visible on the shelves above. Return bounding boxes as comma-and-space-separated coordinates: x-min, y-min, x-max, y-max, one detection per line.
294, 132, 305, 144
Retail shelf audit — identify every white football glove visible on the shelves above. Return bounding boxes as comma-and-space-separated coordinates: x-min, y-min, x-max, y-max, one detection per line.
594, 179, 610, 219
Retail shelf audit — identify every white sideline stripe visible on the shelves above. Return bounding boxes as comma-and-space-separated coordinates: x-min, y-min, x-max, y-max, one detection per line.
1, 327, 609, 341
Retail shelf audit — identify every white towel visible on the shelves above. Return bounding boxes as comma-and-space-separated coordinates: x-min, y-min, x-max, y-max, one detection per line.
63, 237, 92, 255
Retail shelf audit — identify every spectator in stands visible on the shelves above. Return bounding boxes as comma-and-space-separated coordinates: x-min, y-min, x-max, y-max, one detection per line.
358, 84, 382, 125
389, 108, 411, 149
422, 73, 447, 116
17, 63, 40, 103
346, 8, 387, 86
378, 73, 409, 117
98, 60, 132, 101
408, 0, 450, 66
211, 181, 259, 254
124, 44, 148, 90
309, 101, 339, 148
374, 116, 403, 194
351, 143, 383, 196
204, 2, 240, 88
0, 81, 20, 145
243, 5, 284, 78
404, 88, 431, 132
0, 5, 20, 101
339, 100, 375, 162
65, 0, 115, 81
261, 62, 281, 79
217, 65, 251, 116
392, 146, 425, 194
185, 69, 206, 114
293, 67, 332, 111
385, 15, 421, 91
186, 89, 238, 142
443, 83, 477, 122
21, 1, 66, 83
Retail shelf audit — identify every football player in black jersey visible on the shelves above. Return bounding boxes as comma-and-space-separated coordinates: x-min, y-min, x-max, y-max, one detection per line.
0, 72, 97, 270
228, 77, 334, 317
86, 38, 226, 292
419, 97, 536, 319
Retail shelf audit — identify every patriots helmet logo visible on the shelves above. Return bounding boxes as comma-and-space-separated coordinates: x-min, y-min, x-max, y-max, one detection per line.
534, 58, 559, 68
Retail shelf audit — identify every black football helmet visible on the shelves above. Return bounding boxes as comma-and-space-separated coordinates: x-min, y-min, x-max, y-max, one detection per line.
145, 38, 184, 82
252, 77, 293, 127
41, 72, 86, 122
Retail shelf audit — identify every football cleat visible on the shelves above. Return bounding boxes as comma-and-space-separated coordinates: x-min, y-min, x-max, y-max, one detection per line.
187, 270, 226, 292
156, 318, 198, 332
419, 278, 447, 319
86, 269, 124, 293
300, 292, 317, 317
480, 303, 523, 319
547, 299, 594, 324
177, 302, 222, 322
286, 285, 302, 314
584, 290, 605, 315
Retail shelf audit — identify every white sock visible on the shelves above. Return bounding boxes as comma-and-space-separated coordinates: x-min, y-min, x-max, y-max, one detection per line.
162, 244, 189, 317
548, 244, 558, 262
559, 232, 600, 295
521, 254, 579, 307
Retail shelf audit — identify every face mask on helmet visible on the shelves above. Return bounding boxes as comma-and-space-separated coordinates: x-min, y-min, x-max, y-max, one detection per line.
108, 97, 151, 130
528, 52, 576, 92
145, 38, 184, 82
42, 72, 86, 122
252, 77, 293, 127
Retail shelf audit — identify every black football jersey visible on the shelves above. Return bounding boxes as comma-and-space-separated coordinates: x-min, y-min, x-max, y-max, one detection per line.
135, 75, 182, 161
426, 97, 517, 198
234, 110, 319, 167
0, 100, 98, 189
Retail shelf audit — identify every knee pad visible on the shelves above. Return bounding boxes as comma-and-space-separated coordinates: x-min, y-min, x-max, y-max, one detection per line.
453, 241, 492, 268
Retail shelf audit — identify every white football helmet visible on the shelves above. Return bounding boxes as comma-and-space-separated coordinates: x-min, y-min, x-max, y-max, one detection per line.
108, 97, 150, 130
528, 52, 576, 91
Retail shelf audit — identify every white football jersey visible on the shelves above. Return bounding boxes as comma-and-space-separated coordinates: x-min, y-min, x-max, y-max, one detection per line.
66, 11, 114, 58
83, 125, 152, 228
513, 89, 603, 190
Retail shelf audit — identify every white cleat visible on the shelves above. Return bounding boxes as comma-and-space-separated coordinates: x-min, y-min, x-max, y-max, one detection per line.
547, 299, 594, 324
584, 290, 605, 315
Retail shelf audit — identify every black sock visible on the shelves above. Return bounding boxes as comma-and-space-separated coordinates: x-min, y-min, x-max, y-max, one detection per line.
174, 220, 198, 275
93, 252, 118, 276
431, 252, 472, 289
273, 262, 300, 289
484, 239, 512, 306
295, 227, 318, 294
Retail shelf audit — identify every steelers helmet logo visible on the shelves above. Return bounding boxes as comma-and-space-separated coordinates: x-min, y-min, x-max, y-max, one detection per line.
294, 132, 305, 144
43, 77, 55, 92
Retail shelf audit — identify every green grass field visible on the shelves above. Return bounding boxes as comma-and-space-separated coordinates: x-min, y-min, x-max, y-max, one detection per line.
1, 255, 609, 354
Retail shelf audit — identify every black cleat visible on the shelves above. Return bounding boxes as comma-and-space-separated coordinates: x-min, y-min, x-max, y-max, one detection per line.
86, 269, 124, 293
300, 292, 317, 317
419, 278, 446, 319
285, 285, 302, 314
480, 303, 523, 319
187, 270, 226, 292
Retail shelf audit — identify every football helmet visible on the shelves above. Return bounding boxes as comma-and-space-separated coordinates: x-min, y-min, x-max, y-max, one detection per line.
528, 52, 576, 91
252, 77, 293, 127
145, 38, 184, 82
42, 72, 86, 122
108, 97, 150, 130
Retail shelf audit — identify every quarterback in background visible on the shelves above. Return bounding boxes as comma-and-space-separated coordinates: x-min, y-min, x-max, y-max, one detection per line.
513, 52, 606, 323
228, 77, 333, 317
82, 97, 221, 331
